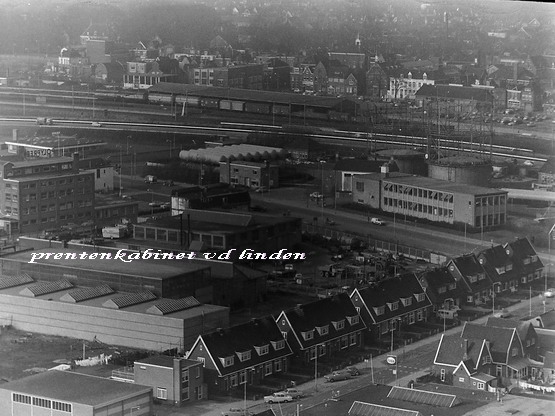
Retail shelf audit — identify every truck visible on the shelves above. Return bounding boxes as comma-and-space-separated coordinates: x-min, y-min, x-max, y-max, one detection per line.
36, 117, 53, 125
102, 226, 127, 239
144, 175, 157, 184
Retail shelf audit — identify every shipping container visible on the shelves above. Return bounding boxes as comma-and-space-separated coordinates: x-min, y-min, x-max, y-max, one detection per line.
231, 101, 245, 111
219, 99, 232, 110
245, 102, 270, 114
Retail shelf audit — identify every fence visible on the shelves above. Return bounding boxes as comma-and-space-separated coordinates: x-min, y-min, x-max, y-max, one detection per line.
302, 223, 448, 265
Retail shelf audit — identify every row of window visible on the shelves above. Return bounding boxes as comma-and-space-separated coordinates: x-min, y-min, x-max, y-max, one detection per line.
12, 394, 71, 412
383, 183, 455, 202
372, 293, 426, 316
20, 211, 91, 226
220, 340, 286, 367
384, 198, 454, 217
228, 360, 283, 388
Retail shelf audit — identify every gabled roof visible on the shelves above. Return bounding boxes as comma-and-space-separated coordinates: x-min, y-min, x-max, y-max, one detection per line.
477, 245, 517, 284
352, 273, 431, 324
539, 157, 555, 174
448, 254, 492, 293
503, 237, 543, 275
544, 351, 555, 369
461, 322, 517, 364
279, 293, 366, 350
418, 267, 464, 304
415, 84, 493, 102
434, 333, 486, 369
190, 316, 292, 377
485, 317, 535, 344
538, 309, 555, 329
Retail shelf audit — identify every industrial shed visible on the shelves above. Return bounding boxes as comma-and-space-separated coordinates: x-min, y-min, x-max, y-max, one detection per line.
147, 82, 358, 119
0, 274, 229, 351
179, 144, 287, 164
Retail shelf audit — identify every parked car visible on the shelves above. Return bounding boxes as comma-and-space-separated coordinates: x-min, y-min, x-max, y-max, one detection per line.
370, 218, 385, 226
544, 288, 555, 298
344, 366, 361, 376
255, 186, 268, 193
310, 192, 323, 199
221, 408, 253, 416
91, 121, 102, 127
280, 388, 304, 399
494, 309, 511, 318
324, 370, 351, 382
264, 392, 293, 404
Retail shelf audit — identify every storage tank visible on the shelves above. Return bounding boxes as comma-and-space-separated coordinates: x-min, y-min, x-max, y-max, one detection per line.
428, 156, 492, 187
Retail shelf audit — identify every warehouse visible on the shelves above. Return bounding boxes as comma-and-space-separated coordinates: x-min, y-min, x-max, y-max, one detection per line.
0, 245, 212, 300
0, 275, 229, 351
0, 370, 152, 416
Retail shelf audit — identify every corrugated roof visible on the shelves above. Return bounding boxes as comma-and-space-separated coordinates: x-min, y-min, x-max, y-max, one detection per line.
60, 284, 114, 303
147, 296, 201, 315
20, 280, 73, 297
0, 273, 34, 289
348, 400, 421, 416
415, 84, 493, 102
102, 291, 157, 309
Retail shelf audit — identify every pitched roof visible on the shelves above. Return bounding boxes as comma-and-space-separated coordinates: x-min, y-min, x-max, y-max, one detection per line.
449, 254, 492, 293
539, 157, 555, 174
281, 293, 366, 349
503, 237, 543, 275
418, 267, 464, 304
195, 316, 292, 376
353, 273, 431, 324
485, 317, 534, 343
477, 245, 517, 284
461, 322, 516, 363
434, 333, 485, 369
415, 84, 493, 102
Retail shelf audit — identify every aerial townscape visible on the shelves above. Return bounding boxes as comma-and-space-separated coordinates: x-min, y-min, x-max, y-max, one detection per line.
0, 0, 554, 415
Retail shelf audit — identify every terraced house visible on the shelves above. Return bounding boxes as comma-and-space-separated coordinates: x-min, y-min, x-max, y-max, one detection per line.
275, 293, 366, 365
349, 273, 432, 342
186, 317, 292, 396
446, 254, 493, 306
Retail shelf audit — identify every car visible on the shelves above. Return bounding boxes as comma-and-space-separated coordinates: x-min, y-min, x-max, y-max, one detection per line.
221, 408, 253, 416
160, 202, 170, 209
544, 288, 555, 298
344, 366, 361, 376
91, 122, 102, 127
280, 388, 303, 399
264, 392, 293, 404
370, 218, 385, 226
523, 160, 534, 167
148, 201, 161, 207
494, 309, 511, 318
324, 370, 352, 382
255, 186, 268, 193
310, 192, 323, 199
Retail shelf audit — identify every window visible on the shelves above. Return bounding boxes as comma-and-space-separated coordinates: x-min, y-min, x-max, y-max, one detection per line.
350, 333, 357, 346
440, 369, 446, 382
156, 387, 168, 400
302, 330, 314, 341
33, 397, 52, 408
415, 293, 425, 302
13, 393, 32, 404
220, 356, 234, 367
511, 348, 518, 357
341, 336, 348, 349
236, 350, 251, 362
272, 339, 285, 350
477, 382, 485, 389
181, 387, 189, 401
265, 362, 273, 375
182, 369, 189, 383
230, 374, 238, 387
332, 320, 345, 330
459, 377, 465, 382
387, 301, 399, 311
274, 359, 282, 372
255, 345, 269, 355
347, 315, 359, 325
373, 305, 385, 316
52, 401, 72, 412
316, 325, 329, 336
401, 297, 412, 307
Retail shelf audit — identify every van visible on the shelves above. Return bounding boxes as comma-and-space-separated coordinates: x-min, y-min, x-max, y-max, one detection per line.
436, 308, 459, 320
144, 175, 157, 183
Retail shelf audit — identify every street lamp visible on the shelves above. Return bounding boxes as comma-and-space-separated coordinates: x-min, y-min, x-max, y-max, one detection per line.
390, 318, 401, 352
243, 367, 254, 415
314, 343, 324, 391
548, 224, 555, 295
320, 161, 325, 219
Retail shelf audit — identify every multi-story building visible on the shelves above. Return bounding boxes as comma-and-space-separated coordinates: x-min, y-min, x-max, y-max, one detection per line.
387, 72, 434, 101
219, 160, 279, 189
123, 61, 176, 90
365, 62, 389, 99
134, 355, 205, 406
328, 52, 366, 70
352, 168, 508, 228
212, 64, 264, 89
0, 154, 95, 235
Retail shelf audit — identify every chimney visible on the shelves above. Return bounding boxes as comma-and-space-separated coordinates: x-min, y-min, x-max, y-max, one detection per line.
380, 163, 390, 178
462, 339, 469, 361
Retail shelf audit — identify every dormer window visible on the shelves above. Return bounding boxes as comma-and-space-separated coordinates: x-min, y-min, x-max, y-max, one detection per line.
531, 255, 538, 263
302, 330, 314, 341
438, 286, 447, 294
448, 283, 456, 290
495, 266, 506, 275
220, 356, 234, 367
387, 301, 399, 311
469, 275, 478, 283
332, 320, 345, 330
400, 297, 412, 307
316, 325, 329, 336
506, 264, 512, 271
414, 293, 425, 302
523, 257, 530, 265
347, 315, 359, 325
254, 345, 269, 356
373, 305, 385, 316
236, 350, 251, 362
478, 272, 486, 280
271, 340, 285, 351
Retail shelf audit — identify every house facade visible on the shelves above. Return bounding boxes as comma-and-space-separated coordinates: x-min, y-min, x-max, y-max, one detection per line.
446, 254, 493, 306
275, 293, 366, 365
186, 317, 293, 396
350, 273, 432, 342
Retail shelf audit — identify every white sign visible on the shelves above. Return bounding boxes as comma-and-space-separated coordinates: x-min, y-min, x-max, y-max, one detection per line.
386, 355, 397, 365
26, 149, 52, 158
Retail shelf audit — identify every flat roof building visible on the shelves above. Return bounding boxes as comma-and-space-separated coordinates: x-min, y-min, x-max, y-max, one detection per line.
0, 370, 152, 416
352, 169, 507, 228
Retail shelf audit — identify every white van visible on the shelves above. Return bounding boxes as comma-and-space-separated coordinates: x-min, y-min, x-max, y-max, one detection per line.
436, 308, 459, 320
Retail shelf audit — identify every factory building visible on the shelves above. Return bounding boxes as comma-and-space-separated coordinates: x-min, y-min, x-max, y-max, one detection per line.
0, 370, 152, 416
0, 274, 229, 351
